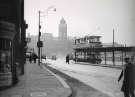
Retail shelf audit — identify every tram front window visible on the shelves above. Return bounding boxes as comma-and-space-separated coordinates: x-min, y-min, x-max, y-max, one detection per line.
0, 38, 11, 73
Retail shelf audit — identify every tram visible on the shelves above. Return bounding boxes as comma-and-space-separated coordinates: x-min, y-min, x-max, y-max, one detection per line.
74, 35, 102, 64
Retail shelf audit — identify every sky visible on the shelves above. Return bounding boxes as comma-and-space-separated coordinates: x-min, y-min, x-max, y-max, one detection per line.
25, 0, 135, 46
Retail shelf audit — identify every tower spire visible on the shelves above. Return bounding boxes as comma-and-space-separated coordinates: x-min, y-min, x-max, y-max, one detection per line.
59, 17, 67, 40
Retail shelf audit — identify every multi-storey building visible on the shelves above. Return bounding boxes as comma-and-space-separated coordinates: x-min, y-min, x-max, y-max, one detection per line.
58, 18, 67, 40
0, 0, 27, 86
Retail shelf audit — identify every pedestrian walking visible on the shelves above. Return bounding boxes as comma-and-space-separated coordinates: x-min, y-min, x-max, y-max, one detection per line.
32, 53, 38, 63
29, 53, 32, 63
66, 54, 70, 64
118, 57, 135, 97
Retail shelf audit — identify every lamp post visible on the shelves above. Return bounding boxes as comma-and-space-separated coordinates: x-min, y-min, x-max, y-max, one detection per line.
37, 6, 56, 66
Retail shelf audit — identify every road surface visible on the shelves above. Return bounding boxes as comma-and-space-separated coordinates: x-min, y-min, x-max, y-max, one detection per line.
43, 59, 124, 97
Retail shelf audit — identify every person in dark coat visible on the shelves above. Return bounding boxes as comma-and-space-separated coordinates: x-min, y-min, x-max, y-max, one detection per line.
118, 57, 135, 97
29, 53, 32, 63
66, 54, 70, 64
32, 53, 38, 63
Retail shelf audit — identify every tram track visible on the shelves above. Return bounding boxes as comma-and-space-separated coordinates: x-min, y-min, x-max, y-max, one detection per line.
43, 63, 110, 97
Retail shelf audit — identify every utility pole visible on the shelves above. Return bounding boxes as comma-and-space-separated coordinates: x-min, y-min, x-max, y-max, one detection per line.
125, 44, 127, 57
75, 38, 77, 63
38, 11, 41, 65
112, 29, 115, 66
37, 7, 56, 66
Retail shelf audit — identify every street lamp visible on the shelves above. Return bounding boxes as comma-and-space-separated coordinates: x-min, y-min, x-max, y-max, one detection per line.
37, 6, 56, 66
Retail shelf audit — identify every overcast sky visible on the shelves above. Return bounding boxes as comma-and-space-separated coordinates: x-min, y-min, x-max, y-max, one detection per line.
25, 0, 135, 46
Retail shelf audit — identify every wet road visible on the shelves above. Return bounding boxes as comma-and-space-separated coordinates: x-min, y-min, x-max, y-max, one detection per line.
43, 59, 124, 97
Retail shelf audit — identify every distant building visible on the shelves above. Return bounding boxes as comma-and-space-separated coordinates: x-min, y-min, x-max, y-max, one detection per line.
41, 33, 53, 40
58, 18, 67, 40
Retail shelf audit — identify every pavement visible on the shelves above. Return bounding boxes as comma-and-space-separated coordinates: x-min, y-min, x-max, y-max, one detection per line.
0, 61, 72, 97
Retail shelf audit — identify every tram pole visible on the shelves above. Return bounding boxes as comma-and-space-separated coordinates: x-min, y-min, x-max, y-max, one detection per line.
38, 11, 41, 66
37, 7, 56, 66
112, 29, 115, 66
